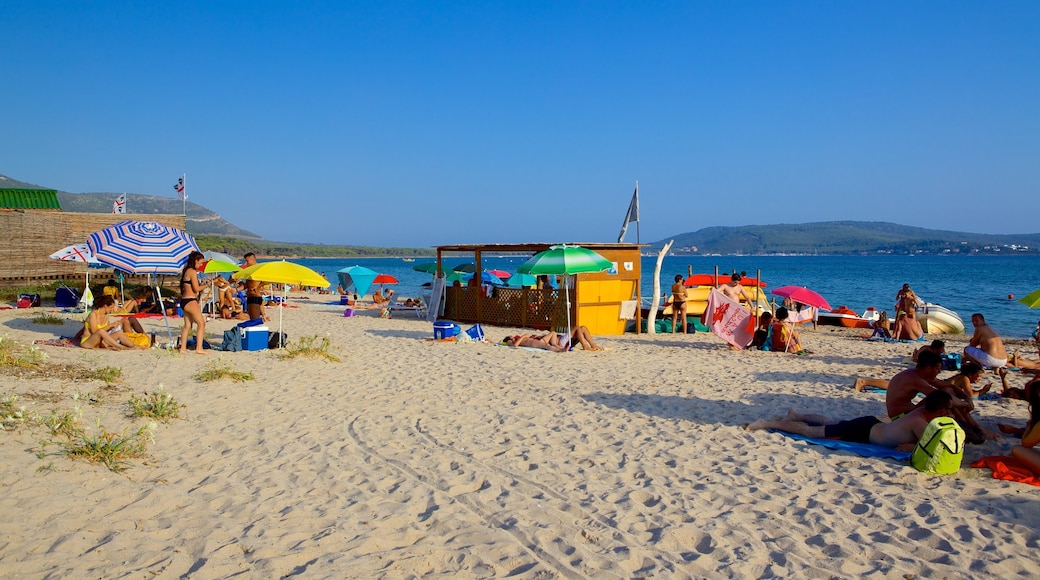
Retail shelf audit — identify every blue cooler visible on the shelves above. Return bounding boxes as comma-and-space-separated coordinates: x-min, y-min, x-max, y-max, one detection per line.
340, 295, 350, 305
243, 326, 269, 351
433, 321, 457, 340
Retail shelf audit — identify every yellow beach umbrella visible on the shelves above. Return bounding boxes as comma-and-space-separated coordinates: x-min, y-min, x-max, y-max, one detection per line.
1018, 288, 1040, 309
232, 260, 330, 348
232, 260, 330, 288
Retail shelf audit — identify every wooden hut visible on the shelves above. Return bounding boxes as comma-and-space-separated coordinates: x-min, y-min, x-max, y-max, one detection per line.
0, 188, 186, 287
432, 243, 643, 335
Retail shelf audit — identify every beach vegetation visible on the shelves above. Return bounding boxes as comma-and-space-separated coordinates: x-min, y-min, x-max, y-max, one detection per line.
0, 280, 75, 303
30, 311, 65, 325
128, 386, 183, 422
0, 336, 46, 369
192, 358, 255, 382
39, 407, 82, 438
86, 365, 122, 384
195, 235, 435, 259
59, 418, 155, 473
1, 394, 29, 431
280, 335, 341, 362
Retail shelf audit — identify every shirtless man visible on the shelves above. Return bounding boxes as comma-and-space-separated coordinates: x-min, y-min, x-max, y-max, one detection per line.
963, 313, 1007, 369
895, 283, 919, 316
747, 391, 954, 451
670, 274, 688, 334
913, 339, 945, 362
719, 273, 754, 305
243, 252, 270, 322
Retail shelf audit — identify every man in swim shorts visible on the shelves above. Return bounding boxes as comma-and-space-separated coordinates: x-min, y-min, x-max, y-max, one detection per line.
963, 313, 1007, 369
746, 391, 954, 450
243, 252, 270, 322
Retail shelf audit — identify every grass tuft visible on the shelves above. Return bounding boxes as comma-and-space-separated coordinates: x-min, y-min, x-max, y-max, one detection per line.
60, 418, 155, 472
0, 337, 46, 369
192, 358, 255, 382
280, 335, 341, 362
31, 311, 65, 325
128, 386, 183, 422
86, 366, 122, 384
39, 407, 82, 437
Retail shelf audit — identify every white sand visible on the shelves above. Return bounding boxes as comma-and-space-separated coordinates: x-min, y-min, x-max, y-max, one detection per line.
1, 297, 1038, 578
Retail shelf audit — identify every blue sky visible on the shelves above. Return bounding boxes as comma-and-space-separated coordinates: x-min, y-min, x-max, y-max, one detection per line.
2, 1, 1038, 247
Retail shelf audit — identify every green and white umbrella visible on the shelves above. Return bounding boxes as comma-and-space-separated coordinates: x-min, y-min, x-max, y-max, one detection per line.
518, 245, 613, 342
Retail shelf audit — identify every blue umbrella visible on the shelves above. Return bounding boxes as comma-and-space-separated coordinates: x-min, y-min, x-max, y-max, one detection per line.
337, 265, 378, 298
87, 220, 199, 274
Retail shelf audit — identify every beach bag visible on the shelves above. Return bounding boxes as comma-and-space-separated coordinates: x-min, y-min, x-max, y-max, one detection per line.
911, 417, 965, 474
268, 331, 287, 349
17, 294, 41, 308
124, 331, 151, 348
465, 324, 485, 342
221, 329, 243, 352
940, 353, 962, 371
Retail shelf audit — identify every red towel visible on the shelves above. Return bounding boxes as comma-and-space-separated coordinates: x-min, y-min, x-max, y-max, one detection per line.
971, 455, 1040, 487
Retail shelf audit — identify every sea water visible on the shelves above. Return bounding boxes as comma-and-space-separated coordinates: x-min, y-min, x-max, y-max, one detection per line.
293, 255, 1040, 339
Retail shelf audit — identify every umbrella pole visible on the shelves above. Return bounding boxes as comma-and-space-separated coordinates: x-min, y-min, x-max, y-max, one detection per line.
154, 276, 175, 346
279, 286, 285, 348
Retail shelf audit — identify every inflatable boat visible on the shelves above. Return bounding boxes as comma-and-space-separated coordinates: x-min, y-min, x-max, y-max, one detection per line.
918, 303, 965, 334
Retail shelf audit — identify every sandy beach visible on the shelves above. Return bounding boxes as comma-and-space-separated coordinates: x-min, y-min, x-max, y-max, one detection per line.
1, 296, 1038, 578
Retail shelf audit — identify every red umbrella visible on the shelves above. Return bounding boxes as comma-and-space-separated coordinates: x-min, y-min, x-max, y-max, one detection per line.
771, 285, 832, 311
486, 269, 510, 279
373, 274, 399, 284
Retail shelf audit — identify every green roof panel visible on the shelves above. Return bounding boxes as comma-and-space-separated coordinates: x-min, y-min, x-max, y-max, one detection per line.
0, 189, 62, 210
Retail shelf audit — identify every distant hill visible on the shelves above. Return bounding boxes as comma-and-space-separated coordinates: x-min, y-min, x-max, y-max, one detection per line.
1, 172, 260, 238
1, 172, 435, 257
653, 221, 1040, 256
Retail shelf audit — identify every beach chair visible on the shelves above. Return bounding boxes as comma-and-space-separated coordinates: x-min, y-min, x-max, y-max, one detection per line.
388, 297, 427, 319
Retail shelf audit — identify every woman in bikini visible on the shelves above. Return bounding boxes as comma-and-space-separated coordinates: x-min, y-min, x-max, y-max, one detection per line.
81, 295, 141, 349
178, 251, 210, 354
670, 274, 688, 334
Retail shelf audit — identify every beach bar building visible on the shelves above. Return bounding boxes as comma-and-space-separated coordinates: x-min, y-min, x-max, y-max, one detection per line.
432, 243, 643, 335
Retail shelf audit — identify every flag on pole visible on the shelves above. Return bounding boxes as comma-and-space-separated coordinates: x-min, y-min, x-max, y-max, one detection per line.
704, 288, 755, 349
617, 182, 639, 243
174, 175, 186, 201
112, 193, 126, 214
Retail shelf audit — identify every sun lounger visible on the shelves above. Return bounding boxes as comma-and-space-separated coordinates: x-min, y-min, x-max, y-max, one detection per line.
388, 299, 426, 318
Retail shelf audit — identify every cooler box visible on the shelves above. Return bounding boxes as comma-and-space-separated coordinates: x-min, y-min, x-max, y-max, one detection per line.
465, 324, 485, 341
433, 321, 458, 340
340, 295, 350, 304
243, 326, 270, 351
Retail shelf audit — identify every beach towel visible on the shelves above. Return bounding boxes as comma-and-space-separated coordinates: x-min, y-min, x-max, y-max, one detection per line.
772, 431, 912, 461
32, 337, 79, 348
971, 455, 1040, 487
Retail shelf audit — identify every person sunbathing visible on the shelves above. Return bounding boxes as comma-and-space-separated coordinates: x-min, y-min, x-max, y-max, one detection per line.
747, 391, 954, 451
997, 387, 1040, 475
503, 326, 603, 352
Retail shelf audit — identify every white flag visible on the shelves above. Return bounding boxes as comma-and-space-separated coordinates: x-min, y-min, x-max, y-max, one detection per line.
617, 182, 639, 243
174, 175, 186, 201
112, 193, 126, 214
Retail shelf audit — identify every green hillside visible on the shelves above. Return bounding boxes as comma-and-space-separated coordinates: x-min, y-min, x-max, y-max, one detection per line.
654, 221, 1040, 255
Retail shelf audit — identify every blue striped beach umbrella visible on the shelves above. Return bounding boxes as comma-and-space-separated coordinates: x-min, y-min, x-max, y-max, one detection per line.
87, 220, 199, 274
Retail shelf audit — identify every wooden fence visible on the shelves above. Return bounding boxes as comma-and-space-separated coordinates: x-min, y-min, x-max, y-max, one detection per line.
0, 210, 187, 287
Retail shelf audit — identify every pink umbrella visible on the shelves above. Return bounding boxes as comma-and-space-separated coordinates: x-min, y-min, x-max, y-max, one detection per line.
486, 269, 510, 279
771, 285, 832, 311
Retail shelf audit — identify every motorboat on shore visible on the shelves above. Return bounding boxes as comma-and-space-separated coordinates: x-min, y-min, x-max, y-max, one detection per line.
817, 306, 878, 328
918, 303, 965, 334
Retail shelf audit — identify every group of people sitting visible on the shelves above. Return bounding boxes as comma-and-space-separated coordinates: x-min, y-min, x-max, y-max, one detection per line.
749, 307, 810, 354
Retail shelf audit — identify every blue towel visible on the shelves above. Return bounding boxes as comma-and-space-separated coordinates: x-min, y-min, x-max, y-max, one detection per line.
771, 431, 911, 461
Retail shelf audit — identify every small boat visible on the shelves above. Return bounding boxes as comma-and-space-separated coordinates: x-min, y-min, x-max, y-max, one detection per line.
918, 303, 964, 334
401, 258, 415, 262
818, 306, 878, 328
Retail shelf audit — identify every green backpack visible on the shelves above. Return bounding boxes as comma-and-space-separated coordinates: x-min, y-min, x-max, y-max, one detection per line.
911, 417, 965, 474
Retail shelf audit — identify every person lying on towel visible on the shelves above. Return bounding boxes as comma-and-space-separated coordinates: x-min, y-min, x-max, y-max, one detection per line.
746, 391, 953, 451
